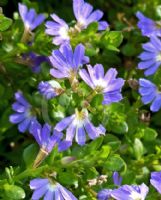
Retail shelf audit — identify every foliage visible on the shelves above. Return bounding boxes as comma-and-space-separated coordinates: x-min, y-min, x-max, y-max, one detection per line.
0, 0, 161, 199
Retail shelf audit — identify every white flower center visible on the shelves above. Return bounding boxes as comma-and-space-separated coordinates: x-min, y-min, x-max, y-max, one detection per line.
48, 183, 56, 192
73, 109, 88, 128
156, 53, 161, 62
59, 26, 69, 39
95, 79, 107, 88
129, 191, 142, 200
78, 17, 86, 27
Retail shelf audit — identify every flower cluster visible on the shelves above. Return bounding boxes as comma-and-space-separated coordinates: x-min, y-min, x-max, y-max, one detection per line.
12, 0, 161, 199
45, 0, 109, 45
8, 1, 125, 199
98, 171, 161, 200
137, 12, 161, 112
97, 172, 149, 200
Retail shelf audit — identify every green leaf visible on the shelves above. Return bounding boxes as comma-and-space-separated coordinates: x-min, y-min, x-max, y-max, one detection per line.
122, 170, 136, 184
58, 171, 77, 185
23, 144, 39, 167
91, 94, 103, 107
104, 154, 126, 171
85, 137, 104, 153
104, 134, 121, 151
4, 184, 25, 199
133, 138, 144, 160
122, 43, 137, 56
143, 128, 158, 141
81, 22, 98, 35
111, 121, 128, 134
0, 14, 12, 31
58, 93, 71, 107
99, 145, 111, 159
101, 31, 123, 51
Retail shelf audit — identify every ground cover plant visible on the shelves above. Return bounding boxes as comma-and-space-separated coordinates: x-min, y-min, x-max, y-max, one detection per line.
1, 0, 161, 199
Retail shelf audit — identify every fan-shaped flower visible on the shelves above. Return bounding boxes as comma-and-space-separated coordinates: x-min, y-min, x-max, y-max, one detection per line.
30, 178, 77, 200
45, 0, 109, 45
79, 64, 124, 105
97, 189, 113, 200
150, 171, 161, 194
31, 122, 65, 153
139, 78, 161, 112
111, 183, 149, 200
49, 43, 89, 85
45, 14, 70, 45
73, 0, 109, 31
138, 35, 161, 76
18, 3, 45, 31
9, 92, 38, 133
136, 11, 161, 37
55, 109, 105, 146
31, 122, 71, 167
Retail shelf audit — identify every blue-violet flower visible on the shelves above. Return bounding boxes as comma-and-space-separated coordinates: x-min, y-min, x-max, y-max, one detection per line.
9, 92, 38, 133
111, 183, 149, 200
45, 14, 70, 45
30, 178, 77, 200
139, 78, 161, 112
38, 80, 64, 100
79, 64, 124, 105
73, 0, 109, 31
113, 171, 122, 186
45, 0, 108, 45
136, 11, 161, 37
49, 43, 89, 85
150, 171, 161, 194
97, 189, 113, 200
18, 3, 45, 31
55, 109, 106, 146
138, 35, 161, 76
31, 122, 64, 153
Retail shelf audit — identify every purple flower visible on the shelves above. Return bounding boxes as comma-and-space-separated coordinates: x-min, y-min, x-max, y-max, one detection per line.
150, 171, 161, 194
73, 0, 109, 30
38, 80, 63, 100
97, 189, 113, 200
45, 0, 108, 45
49, 43, 89, 83
55, 109, 106, 146
9, 92, 38, 133
139, 78, 161, 112
136, 11, 161, 37
30, 178, 77, 200
31, 122, 65, 153
113, 172, 122, 186
79, 65, 124, 105
18, 3, 45, 31
45, 14, 70, 45
29, 53, 48, 73
138, 35, 161, 76
111, 183, 149, 200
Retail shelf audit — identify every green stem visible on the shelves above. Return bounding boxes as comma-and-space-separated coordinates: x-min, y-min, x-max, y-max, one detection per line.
14, 165, 48, 182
